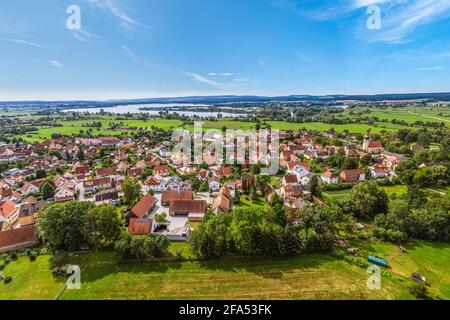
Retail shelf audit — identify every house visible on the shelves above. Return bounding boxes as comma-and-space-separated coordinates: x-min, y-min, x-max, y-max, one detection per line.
0, 225, 37, 254
321, 171, 339, 184
159, 148, 171, 158
146, 176, 165, 193
281, 185, 303, 200
340, 168, 366, 183
128, 167, 142, 178
95, 189, 119, 204
74, 164, 90, 181
0, 200, 19, 225
83, 177, 112, 194
161, 190, 193, 206
128, 218, 153, 235
129, 194, 157, 219
165, 176, 189, 192
20, 182, 40, 196
0, 181, 13, 198
95, 167, 117, 177
363, 137, 384, 154
371, 164, 389, 179
208, 177, 221, 192
154, 165, 169, 177
212, 187, 233, 214
169, 200, 208, 221
222, 167, 234, 178
54, 187, 75, 202
283, 174, 299, 187
99, 136, 120, 146
18, 200, 46, 219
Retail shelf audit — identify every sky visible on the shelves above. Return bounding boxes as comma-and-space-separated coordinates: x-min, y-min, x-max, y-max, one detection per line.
1, 0, 450, 101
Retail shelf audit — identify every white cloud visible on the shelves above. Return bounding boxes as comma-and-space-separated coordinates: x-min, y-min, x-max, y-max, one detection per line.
4, 38, 54, 49
185, 72, 225, 88
48, 60, 63, 68
220, 73, 234, 76
417, 66, 441, 71
363, 0, 450, 43
88, 0, 145, 29
276, 0, 450, 43
208, 72, 218, 76
120, 45, 136, 60
72, 29, 98, 42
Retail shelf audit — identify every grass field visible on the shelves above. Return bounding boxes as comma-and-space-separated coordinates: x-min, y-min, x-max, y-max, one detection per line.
342, 106, 450, 126
17, 118, 184, 142
14, 115, 417, 142
323, 185, 408, 202
0, 251, 413, 300
350, 240, 450, 299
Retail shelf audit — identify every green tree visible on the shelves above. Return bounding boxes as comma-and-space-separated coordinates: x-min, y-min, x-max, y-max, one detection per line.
41, 182, 55, 200
85, 205, 122, 250
351, 182, 388, 219
307, 175, 320, 197
122, 178, 142, 206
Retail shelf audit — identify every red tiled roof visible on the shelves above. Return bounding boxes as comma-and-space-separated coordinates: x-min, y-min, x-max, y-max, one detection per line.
169, 200, 207, 214
368, 141, 383, 149
128, 218, 153, 235
0, 201, 17, 218
284, 174, 298, 184
96, 167, 117, 177
131, 194, 156, 218
0, 225, 36, 249
161, 190, 193, 205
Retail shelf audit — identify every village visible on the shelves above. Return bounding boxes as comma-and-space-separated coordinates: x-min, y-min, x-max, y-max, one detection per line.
0, 127, 414, 253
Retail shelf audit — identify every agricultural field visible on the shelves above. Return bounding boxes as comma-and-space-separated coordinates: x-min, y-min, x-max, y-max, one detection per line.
15, 118, 184, 142
0, 249, 414, 300
342, 106, 450, 126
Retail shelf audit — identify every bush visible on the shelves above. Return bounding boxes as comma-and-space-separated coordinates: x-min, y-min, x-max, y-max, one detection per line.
9, 252, 18, 261
409, 284, 429, 299
3, 276, 12, 284
29, 254, 37, 262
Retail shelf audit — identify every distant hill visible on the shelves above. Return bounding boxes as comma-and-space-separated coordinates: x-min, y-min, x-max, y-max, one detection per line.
1, 92, 450, 108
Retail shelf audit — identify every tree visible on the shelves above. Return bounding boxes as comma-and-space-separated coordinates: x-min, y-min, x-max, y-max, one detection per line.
122, 178, 142, 206
38, 201, 94, 251
307, 175, 320, 197
38, 202, 123, 251
256, 175, 271, 195
343, 157, 359, 170
41, 182, 55, 200
351, 182, 388, 219
77, 146, 85, 161
35, 169, 47, 179
85, 205, 122, 250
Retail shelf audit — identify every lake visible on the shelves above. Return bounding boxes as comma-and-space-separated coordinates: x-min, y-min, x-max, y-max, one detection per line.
63, 104, 244, 118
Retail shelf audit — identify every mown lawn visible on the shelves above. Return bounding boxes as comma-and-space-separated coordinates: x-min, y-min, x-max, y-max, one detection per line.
349, 240, 450, 299
0, 251, 413, 300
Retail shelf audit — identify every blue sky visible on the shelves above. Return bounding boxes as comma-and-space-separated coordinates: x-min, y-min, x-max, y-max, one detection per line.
1, 0, 450, 100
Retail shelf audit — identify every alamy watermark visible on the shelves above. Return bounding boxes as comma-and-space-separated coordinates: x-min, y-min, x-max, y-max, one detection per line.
367, 4, 382, 30
171, 122, 280, 175
367, 265, 381, 290
66, 5, 81, 31
66, 265, 81, 290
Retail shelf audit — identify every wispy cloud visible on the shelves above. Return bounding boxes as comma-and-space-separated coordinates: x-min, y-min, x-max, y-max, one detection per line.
88, 0, 146, 30
72, 29, 98, 43
185, 72, 225, 88
48, 60, 63, 68
361, 0, 450, 43
274, 0, 450, 43
120, 44, 136, 60
417, 66, 441, 71
4, 38, 54, 49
